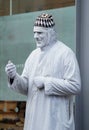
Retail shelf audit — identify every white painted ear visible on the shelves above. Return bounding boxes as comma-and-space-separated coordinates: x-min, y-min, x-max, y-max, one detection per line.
47, 28, 57, 45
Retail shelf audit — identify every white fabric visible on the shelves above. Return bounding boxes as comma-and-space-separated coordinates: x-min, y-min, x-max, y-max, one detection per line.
8, 41, 81, 130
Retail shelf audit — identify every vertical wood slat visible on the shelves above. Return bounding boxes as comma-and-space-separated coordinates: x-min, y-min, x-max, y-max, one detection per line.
0, 0, 10, 16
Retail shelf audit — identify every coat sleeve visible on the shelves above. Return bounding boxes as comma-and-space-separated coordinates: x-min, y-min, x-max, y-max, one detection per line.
8, 73, 28, 95
44, 50, 81, 96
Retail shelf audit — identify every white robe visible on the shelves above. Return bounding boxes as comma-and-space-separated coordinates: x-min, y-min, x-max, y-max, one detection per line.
9, 41, 81, 130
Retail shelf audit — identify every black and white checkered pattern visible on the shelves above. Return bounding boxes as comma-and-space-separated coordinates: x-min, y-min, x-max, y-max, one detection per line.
34, 13, 55, 28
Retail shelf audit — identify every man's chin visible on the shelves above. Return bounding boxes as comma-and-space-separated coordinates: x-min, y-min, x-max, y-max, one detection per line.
36, 44, 43, 48
36, 43, 46, 49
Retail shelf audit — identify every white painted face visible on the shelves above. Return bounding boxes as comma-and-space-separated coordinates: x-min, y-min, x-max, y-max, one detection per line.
33, 26, 48, 49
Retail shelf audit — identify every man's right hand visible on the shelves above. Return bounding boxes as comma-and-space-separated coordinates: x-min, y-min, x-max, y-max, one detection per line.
5, 60, 16, 79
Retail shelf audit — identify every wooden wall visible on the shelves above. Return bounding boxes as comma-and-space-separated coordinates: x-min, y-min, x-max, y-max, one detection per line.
0, 0, 75, 16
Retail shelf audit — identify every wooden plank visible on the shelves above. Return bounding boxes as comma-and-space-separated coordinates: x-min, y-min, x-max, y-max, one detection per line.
0, 0, 75, 16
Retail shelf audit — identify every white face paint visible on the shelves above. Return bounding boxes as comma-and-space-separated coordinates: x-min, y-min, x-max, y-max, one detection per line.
33, 26, 48, 49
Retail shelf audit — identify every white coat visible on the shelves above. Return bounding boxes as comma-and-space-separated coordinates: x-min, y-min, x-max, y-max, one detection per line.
9, 41, 81, 130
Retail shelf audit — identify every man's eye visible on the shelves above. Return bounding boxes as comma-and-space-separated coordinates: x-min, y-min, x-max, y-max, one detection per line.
34, 32, 43, 34
38, 32, 43, 34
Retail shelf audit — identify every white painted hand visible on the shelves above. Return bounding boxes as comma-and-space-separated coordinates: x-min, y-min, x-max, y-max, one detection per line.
34, 76, 45, 89
5, 60, 16, 78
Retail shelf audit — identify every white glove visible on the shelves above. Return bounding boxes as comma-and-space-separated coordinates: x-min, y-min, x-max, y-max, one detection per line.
34, 76, 46, 89
5, 60, 16, 79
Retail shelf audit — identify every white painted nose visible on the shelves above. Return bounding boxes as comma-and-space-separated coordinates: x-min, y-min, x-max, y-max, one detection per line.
34, 32, 39, 39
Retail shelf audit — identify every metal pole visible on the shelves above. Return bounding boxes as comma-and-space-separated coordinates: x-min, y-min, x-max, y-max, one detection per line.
10, 0, 12, 15
76, 0, 89, 130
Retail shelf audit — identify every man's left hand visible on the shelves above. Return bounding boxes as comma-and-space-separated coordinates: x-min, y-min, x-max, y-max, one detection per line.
34, 76, 45, 89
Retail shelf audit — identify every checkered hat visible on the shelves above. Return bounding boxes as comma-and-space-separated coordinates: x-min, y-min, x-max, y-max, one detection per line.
34, 13, 55, 28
